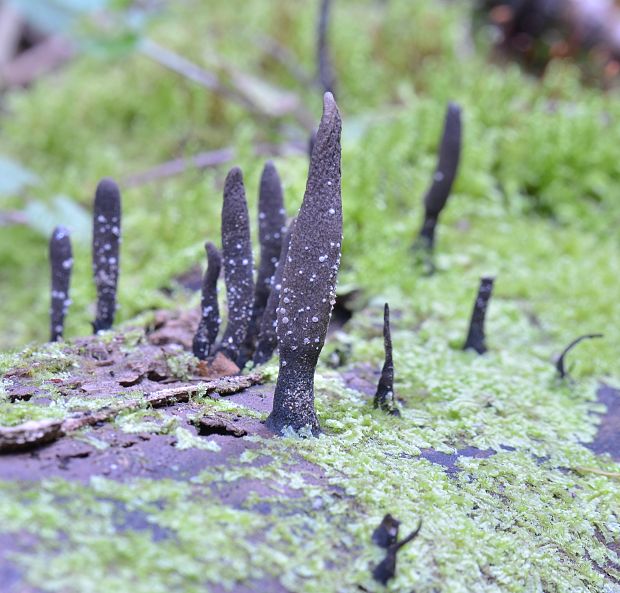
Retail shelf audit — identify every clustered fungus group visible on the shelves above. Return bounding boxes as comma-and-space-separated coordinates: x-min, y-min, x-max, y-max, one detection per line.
188, 92, 343, 436
44, 84, 581, 449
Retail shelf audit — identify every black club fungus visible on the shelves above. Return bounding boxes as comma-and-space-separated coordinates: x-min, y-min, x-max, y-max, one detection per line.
253, 220, 294, 366
92, 178, 121, 333
192, 242, 222, 360
217, 167, 254, 364
266, 92, 342, 436
238, 162, 286, 367
49, 226, 73, 342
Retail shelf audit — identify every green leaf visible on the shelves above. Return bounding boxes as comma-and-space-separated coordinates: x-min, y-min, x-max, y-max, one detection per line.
23, 195, 90, 243
0, 156, 38, 196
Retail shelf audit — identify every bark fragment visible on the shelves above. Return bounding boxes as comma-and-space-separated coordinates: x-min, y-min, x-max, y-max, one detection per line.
266, 92, 342, 435
0, 373, 263, 453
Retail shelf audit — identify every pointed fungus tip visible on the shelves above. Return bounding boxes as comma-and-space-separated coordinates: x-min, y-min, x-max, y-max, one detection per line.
226, 166, 243, 185
322, 91, 338, 119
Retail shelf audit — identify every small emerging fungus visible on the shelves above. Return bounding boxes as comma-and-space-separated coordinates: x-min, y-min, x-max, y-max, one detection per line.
92, 178, 121, 333
372, 519, 422, 585
49, 226, 73, 342
266, 92, 342, 436
463, 276, 495, 354
192, 242, 222, 360
217, 167, 254, 364
373, 303, 400, 416
238, 162, 286, 367
372, 513, 401, 548
317, 0, 336, 96
555, 333, 603, 379
415, 102, 462, 251
253, 221, 294, 366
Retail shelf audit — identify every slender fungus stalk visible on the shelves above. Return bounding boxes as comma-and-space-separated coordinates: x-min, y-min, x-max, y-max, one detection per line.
372, 520, 422, 585
416, 102, 462, 250
374, 303, 400, 416
217, 167, 254, 364
317, 0, 336, 96
556, 333, 603, 379
265, 92, 342, 436
92, 178, 121, 333
192, 242, 222, 360
238, 162, 286, 367
253, 221, 294, 366
463, 276, 495, 355
49, 226, 73, 342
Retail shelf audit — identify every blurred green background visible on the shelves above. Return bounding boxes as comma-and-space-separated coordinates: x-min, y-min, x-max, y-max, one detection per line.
0, 0, 618, 378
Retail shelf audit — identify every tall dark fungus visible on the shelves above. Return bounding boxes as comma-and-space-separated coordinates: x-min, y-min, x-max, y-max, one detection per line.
253, 220, 295, 366
374, 303, 400, 416
92, 178, 121, 333
463, 276, 495, 354
416, 102, 462, 251
192, 242, 222, 360
266, 92, 342, 436
49, 226, 73, 342
238, 161, 286, 367
217, 167, 254, 364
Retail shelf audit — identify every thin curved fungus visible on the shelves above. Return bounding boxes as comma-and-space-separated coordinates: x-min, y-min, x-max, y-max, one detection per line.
463, 276, 495, 354
416, 102, 462, 251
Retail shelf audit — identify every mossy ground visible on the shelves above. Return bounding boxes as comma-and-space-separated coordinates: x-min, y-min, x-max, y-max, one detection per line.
0, 1, 619, 592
